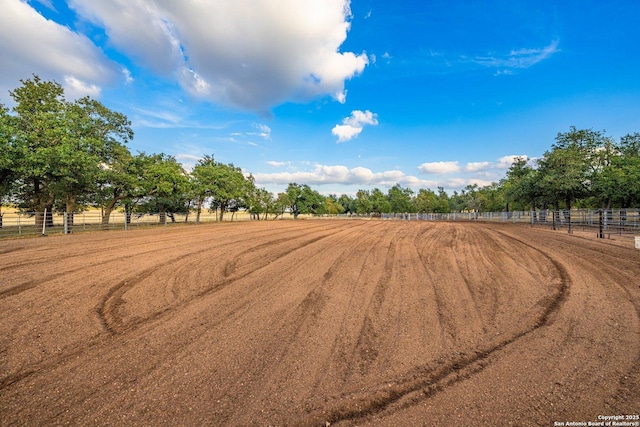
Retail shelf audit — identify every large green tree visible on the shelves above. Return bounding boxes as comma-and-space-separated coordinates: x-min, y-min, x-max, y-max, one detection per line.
283, 183, 324, 218
7, 76, 133, 228
387, 184, 416, 213
136, 153, 191, 224
10, 76, 67, 226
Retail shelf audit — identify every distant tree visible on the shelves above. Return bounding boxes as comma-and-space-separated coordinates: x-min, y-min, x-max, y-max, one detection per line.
284, 183, 325, 218
435, 187, 451, 213
94, 143, 138, 226
370, 188, 391, 215
137, 153, 190, 224
323, 194, 345, 215
355, 189, 372, 215
415, 188, 438, 213
387, 184, 416, 213
478, 183, 505, 212
503, 157, 539, 211
618, 133, 640, 207
537, 127, 601, 210
337, 194, 356, 214
247, 185, 275, 220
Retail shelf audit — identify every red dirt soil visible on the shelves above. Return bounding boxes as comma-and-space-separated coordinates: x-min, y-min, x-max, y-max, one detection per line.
1, 220, 638, 426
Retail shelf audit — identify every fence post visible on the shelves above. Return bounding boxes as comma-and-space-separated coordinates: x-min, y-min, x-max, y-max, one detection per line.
41, 208, 47, 236
598, 209, 604, 238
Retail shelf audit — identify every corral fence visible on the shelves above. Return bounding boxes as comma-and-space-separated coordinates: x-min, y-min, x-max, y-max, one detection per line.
378, 209, 640, 238
0, 209, 269, 238
2, 208, 639, 240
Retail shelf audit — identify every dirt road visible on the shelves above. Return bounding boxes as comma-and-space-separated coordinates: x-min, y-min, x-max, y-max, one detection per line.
1, 220, 638, 426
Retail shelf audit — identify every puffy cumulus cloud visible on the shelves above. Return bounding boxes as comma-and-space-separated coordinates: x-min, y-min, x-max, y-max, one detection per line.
465, 161, 491, 172
68, 0, 368, 112
419, 156, 530, 176
64, 76, 102, 99
0, 0, 118, 100
254, 163, 426, 189
418, 161, 461, 174
252, 162, 507, 195
332, 110, 379, 142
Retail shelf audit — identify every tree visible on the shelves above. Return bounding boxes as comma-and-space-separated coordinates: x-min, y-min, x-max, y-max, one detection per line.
337, 194, 356, 214
387, 184, 416, 213
95, 145, 140, 226
283, 183, 324, 218
435, 187, 451, 213
51, 97, 133, 219
323, 195, 345, 215
370, 188, 391, 215
503, 157, 540, 211
207, 161, 250, 221
191, 155, 217, 223
10, 76, 67, 227
355, 189, 372, 215
137, 153, 190, 224
478, 183, 505, 212
247, 184, 274, 220
7, 76, 133, 229
618, 133, 640, 207
415, 188, 438, 213
0, 104, 14, 226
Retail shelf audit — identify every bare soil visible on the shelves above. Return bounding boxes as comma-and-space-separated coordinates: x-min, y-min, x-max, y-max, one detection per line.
1, 220, 638, 426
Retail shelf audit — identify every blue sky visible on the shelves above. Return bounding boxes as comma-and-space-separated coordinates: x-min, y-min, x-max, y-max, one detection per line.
1, 0, 640, 196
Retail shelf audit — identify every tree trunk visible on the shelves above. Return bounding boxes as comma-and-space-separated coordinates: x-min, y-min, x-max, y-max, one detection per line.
196, 198, 204, 224
159, 208, 167, 225
66, 197, 76, 228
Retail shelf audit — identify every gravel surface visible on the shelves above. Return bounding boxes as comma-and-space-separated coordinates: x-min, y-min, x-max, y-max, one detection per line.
1, 220, 638, 426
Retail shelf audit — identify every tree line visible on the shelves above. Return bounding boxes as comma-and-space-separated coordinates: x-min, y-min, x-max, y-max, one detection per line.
2, 76, 639, 228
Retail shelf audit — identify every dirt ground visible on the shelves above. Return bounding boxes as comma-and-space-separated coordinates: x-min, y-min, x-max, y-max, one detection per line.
1, 220, 638, 426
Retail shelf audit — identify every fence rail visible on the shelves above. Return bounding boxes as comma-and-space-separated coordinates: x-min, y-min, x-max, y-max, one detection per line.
0, 210, 261, 238
2, 208, 640, 239
378, 209, 640, 236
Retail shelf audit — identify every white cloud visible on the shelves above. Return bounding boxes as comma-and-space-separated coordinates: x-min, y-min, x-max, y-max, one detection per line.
267, 161, 288, 168
64, 76, 101, 99
465, 161, 491, 172
250, 124, 272, 140
472, 39, 560, 72
255, 163, 419, 188
332, 110, 379, 142
418, 161, 461, 174
67, 0, 368, 112
419, 156, 529, 176
122, 67, 134, 84
0, 0, 118, 100
251, 162, 506, 196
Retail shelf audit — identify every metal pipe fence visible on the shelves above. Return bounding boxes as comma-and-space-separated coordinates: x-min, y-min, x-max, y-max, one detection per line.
378, 209, 640, 236
0, 210, 265, 238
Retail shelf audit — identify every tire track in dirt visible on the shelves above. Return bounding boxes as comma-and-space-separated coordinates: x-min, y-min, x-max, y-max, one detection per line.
0, 221, 350, 391
305, 223, 570, 426
0, 222, 320, 299
95, 221, 360, 335
3, 221, 638, 426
